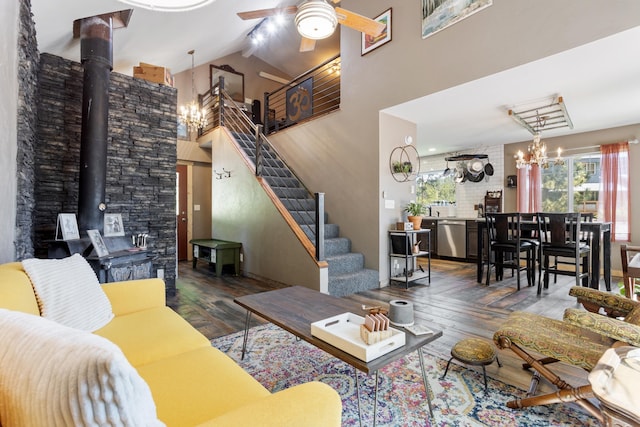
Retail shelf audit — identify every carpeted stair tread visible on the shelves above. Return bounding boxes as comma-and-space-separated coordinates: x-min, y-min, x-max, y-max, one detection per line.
323, 237, 351, 257
327, 268, 379, 297
326, 252, 365, 276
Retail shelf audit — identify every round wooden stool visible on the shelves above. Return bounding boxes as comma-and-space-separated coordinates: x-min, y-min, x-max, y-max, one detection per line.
441, 338, 501, 391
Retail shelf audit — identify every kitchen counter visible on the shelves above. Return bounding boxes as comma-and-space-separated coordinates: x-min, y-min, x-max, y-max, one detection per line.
413, 217, 484, 261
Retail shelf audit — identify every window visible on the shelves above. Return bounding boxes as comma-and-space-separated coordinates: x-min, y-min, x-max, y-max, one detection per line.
540, 153, 600, 216
416, 171, 456, 206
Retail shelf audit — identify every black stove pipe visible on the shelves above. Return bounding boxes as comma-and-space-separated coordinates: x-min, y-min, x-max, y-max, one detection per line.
77, 16, 113, 233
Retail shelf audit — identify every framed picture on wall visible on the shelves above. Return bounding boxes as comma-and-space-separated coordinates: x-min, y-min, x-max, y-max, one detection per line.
361, 8, 392, 56
177, 119, 188, 139
422, 0, 492, 39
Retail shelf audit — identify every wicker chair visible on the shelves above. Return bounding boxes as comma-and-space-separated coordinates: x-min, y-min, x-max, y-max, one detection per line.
493, 286, 640, 423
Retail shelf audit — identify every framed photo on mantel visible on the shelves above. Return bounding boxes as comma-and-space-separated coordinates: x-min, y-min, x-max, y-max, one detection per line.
55, 213, 80, 241
87, 229, 109, 258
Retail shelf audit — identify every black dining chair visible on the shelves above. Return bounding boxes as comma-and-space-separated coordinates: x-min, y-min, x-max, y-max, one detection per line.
519, 213, 543, 289
537, 212, 590, 294
551, 212, 593, 284
485, 213, 535, 290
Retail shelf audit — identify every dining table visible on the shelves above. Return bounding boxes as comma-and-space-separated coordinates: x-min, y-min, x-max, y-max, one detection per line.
476, 218, 612, 291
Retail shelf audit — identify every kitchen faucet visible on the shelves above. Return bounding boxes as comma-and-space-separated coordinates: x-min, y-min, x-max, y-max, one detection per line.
427, 206, 432, 217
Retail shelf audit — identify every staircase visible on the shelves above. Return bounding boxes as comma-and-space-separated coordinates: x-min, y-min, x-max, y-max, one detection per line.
232, 132, 378, 297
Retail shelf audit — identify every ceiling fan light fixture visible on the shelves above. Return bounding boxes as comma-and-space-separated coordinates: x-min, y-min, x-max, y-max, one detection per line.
117, 0, 214, 12
295, 0, 338, 40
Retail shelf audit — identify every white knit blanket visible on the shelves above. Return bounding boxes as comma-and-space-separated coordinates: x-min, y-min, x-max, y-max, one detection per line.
22, 254, 114, 331
0, 309, 164, 427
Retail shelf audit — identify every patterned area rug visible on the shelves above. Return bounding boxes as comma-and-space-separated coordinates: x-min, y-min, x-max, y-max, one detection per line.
212, 324, 598, 426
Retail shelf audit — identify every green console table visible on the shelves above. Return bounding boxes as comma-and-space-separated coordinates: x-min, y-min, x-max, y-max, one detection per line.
190, 239, 242, 277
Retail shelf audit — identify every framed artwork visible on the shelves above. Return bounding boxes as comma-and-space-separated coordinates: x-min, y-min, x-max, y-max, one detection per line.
55, 213, 80, 240
104, 213, 125, 237
285, 77, 313, 125
361, 8, 392, 56
87, 229, 109, 258
177, 119, 188, 139
422, 0, 492, 39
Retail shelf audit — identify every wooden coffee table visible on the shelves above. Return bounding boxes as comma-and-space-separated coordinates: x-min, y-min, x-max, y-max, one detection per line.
234, 286, 442, 426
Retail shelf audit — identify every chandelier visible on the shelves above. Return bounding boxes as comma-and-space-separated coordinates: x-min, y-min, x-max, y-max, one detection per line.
515, 132, 565, 169
179, 50, 207, 133
294, 0, 338, 40
514, 113, 564, 169
117, 0, 214, 12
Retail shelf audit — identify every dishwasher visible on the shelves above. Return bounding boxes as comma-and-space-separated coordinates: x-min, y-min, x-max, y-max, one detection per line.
437, 220, 467, 258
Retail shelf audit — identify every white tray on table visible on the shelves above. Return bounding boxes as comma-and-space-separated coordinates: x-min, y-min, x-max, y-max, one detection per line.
311, 313, 406, 362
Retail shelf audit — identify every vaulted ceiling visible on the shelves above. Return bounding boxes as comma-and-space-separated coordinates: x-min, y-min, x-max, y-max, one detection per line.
31, 1, 640, 154
31, 0, 339, 78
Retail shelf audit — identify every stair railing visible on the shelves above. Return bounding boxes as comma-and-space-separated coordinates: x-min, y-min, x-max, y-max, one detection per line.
203, 79, 325, 261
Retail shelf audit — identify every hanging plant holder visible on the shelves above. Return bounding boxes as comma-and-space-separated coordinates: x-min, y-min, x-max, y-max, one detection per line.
390, 145, 420, 182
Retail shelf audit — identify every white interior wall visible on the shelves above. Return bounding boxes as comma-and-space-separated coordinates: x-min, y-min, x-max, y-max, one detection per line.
0, 2, 19, 262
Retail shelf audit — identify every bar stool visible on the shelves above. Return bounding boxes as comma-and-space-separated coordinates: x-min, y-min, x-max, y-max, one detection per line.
441, 338, 502, 392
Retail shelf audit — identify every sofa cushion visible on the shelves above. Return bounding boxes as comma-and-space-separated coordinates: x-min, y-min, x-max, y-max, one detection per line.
0, 263, 40, 314
136, 346, 270, 427
94, 306, 211, 366
22, 254, 114, 331
0, 308, 164, 427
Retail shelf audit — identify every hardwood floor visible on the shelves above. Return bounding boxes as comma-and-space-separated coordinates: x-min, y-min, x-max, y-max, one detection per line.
169, 258, 619, 399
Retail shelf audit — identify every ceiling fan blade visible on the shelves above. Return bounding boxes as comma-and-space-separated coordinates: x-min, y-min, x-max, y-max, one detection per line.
299, 37, 316, 52
237, 6, 297, 20
335, 7, 386, 37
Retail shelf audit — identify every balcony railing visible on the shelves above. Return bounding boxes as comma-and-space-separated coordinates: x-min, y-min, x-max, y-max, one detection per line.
263, 55, 340, 134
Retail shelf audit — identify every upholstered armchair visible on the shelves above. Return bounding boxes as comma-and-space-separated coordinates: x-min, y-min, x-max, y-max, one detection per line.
493, 286, 640, 424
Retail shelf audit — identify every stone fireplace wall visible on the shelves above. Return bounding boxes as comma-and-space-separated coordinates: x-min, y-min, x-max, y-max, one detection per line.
15, 0, 38, 260
34, 53, 178, 293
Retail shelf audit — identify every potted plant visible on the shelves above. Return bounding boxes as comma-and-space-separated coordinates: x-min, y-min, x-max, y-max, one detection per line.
392, 161, 412, 174
404, 202, 425, 230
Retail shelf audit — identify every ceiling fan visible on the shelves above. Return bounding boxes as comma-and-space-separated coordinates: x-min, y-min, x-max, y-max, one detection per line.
237, 0, 386, 52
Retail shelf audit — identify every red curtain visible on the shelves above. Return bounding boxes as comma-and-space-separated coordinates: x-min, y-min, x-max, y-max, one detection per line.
516, 164, 542, 213
599, 142, 630, 242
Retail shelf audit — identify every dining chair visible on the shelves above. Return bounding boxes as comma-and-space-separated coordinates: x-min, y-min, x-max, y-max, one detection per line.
620, 245, 640, 299
519, 213, 542, 289
485, 213, 535, 290
552, 212, 594, 284
537, 212, 590, 294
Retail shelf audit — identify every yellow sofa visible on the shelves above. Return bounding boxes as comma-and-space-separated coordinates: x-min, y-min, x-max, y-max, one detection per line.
0, 261, 342, 426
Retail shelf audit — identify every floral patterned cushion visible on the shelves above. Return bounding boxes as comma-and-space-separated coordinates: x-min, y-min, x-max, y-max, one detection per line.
568, 286, 639, 318
494, 311, 614, 371
563, 308, 640, 347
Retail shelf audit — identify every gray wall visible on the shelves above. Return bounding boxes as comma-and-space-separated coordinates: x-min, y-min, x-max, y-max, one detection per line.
209, 129, 324, 291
